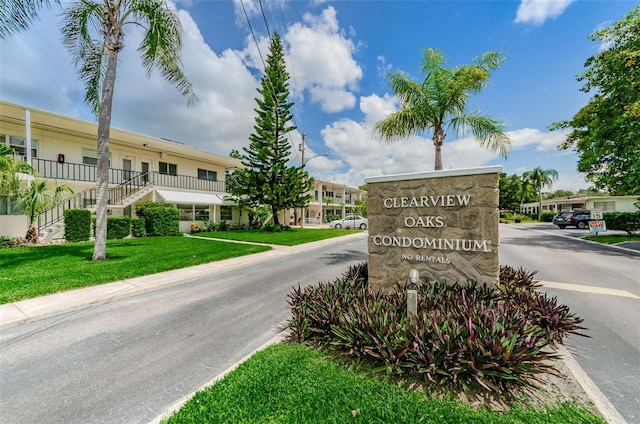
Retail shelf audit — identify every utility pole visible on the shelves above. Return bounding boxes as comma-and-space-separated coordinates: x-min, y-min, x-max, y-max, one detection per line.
299, 133, 306, 228
298, 134, 328, 228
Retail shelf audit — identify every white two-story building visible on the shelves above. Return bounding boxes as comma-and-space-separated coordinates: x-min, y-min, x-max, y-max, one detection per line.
0, 101, 366, 241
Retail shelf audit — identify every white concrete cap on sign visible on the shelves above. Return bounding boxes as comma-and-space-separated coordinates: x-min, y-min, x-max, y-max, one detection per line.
365, 165, 503, 184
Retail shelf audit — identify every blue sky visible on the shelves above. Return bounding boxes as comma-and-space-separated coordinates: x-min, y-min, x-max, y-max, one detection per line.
0, 0, 635, 191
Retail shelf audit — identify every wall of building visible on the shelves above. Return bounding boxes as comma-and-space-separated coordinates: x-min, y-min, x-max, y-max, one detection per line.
0, 215, 29, 238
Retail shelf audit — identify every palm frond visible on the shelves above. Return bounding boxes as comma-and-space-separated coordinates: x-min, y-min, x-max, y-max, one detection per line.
449, 113, 512, 158
374, 108, 433, 142
0, 0, 59, 39
62, 1, 107, 117
132, 0, 197, 103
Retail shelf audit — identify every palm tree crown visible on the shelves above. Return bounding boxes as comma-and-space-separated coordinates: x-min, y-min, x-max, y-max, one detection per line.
523, 167, 559, 220
375, 48, 511, 170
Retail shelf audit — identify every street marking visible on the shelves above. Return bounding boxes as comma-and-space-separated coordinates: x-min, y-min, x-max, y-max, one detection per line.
539, 280, 640, 299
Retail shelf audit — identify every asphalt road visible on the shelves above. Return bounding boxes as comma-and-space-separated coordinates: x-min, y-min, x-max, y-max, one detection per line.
0, 234, 368, 424
499, 223, 640, 424
1, 226, 638, 423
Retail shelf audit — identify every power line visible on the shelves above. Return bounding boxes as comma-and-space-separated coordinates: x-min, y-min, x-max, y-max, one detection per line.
239, 0, 303, 165
258, 0, 271, 39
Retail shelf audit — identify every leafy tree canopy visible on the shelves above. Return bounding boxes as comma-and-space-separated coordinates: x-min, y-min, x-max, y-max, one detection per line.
551, 6, 639, 195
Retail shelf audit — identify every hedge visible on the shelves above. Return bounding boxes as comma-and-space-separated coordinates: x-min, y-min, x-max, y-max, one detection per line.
143, 206, 180, 236
107, 216, 131, 240
131, 218, 146, 237
64, 209, 91, 242
603, 211, 640, 235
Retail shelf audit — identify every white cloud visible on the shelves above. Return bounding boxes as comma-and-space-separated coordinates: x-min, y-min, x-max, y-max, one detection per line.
507, 127, 570, 151
514, 0, 575, 25
285, 6, 362, 113
318, 93, 498, 187
103, 9, 260, 155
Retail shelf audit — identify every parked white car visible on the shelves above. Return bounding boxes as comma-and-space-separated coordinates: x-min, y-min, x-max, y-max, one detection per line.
329, 215, 368, 230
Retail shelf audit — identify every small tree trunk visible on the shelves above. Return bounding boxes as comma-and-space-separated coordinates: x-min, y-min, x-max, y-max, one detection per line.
538, 191, 543, 221
25, 224, 38, 244
272, 205, 280, 226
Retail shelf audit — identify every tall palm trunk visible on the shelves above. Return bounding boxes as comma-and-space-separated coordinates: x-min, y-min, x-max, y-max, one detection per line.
537, 187, 543, 222
93, 48, 119, 261
433, 126, 445, 170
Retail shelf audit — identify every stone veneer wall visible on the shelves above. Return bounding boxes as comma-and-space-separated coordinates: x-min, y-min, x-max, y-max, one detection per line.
366, 166, 501, 291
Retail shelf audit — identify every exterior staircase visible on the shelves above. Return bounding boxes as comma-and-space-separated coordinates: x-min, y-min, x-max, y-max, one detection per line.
36, 174, 154, 244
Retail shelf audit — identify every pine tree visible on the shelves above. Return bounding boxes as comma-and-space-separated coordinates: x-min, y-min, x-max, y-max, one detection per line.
231, 32, 312, 226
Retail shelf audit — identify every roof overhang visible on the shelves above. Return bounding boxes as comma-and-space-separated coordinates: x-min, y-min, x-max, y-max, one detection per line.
156, 189, 234, 206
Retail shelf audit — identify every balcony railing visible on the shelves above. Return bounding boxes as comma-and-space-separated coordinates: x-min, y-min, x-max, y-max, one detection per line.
31, 158, 226, 192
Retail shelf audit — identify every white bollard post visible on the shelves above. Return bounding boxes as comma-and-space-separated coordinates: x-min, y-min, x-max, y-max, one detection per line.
407, 289, 418, 317
407, 269, 419, 318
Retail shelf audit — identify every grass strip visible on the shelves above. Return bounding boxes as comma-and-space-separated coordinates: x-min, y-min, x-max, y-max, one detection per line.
164, 343, 603, 424
0, 236, 271, 304
583, 234, 640, 244
193, 228, 361, 246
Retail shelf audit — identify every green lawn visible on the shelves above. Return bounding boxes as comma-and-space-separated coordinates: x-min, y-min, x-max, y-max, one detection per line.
0, 236, 271, 304
164, 343, 603, 424
193, 228, 361, 246
583, 234, 640, 244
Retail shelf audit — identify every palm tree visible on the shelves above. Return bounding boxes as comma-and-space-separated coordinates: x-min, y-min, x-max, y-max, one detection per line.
0, 145, 35, 197
60, 0, 196, 260
0, 0, 59, 39
516, 177, 536, 213
15, 179, 73, 243
375, 48, 511, 170
523, 167, 559, 221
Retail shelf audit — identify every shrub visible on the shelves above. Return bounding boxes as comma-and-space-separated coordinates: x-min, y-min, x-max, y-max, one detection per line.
64, 209, 92, 242
248, 207, 271, 229
541, 211, 556, 222
135, 201, 167, 218
131, 218, 146, 237
0, 236, 29, 248
603, 211, 640, 235
190, 222, 201, 233
263, 223, 289, 232
106, 216, 131, 240
143, 206, 180, 236
286, 263, 585, 394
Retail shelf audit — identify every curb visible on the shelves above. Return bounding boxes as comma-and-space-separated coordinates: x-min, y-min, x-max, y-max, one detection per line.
558, 345, 627, 424
148, 334, 626, 424
149, 330, 289, 424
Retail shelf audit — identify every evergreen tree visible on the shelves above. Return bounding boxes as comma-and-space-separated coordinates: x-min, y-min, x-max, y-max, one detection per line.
232, 32, 312, 226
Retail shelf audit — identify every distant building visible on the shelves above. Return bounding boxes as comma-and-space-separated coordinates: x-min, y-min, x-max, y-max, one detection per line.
0, 101, 365, 240
520, 194, 638, 215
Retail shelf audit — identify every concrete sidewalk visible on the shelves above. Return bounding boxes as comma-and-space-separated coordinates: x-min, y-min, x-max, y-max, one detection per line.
0, 232, 366, 330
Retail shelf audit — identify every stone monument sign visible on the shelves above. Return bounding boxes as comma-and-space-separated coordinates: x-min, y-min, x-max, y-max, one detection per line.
365, 166, 502, 290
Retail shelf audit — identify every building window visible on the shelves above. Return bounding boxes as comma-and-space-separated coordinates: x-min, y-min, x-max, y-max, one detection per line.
197, 169, 217, 181
177, 205, 209, 221
593, 201, 616, 212
2, 135, 38, 158
82, 148, 110, 166
220, 206, 233, 221
159, 162, 177, 176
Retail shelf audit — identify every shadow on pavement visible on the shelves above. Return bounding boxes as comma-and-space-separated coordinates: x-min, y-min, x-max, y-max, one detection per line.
500, 226, 640, 258
319, 249, 368, 265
